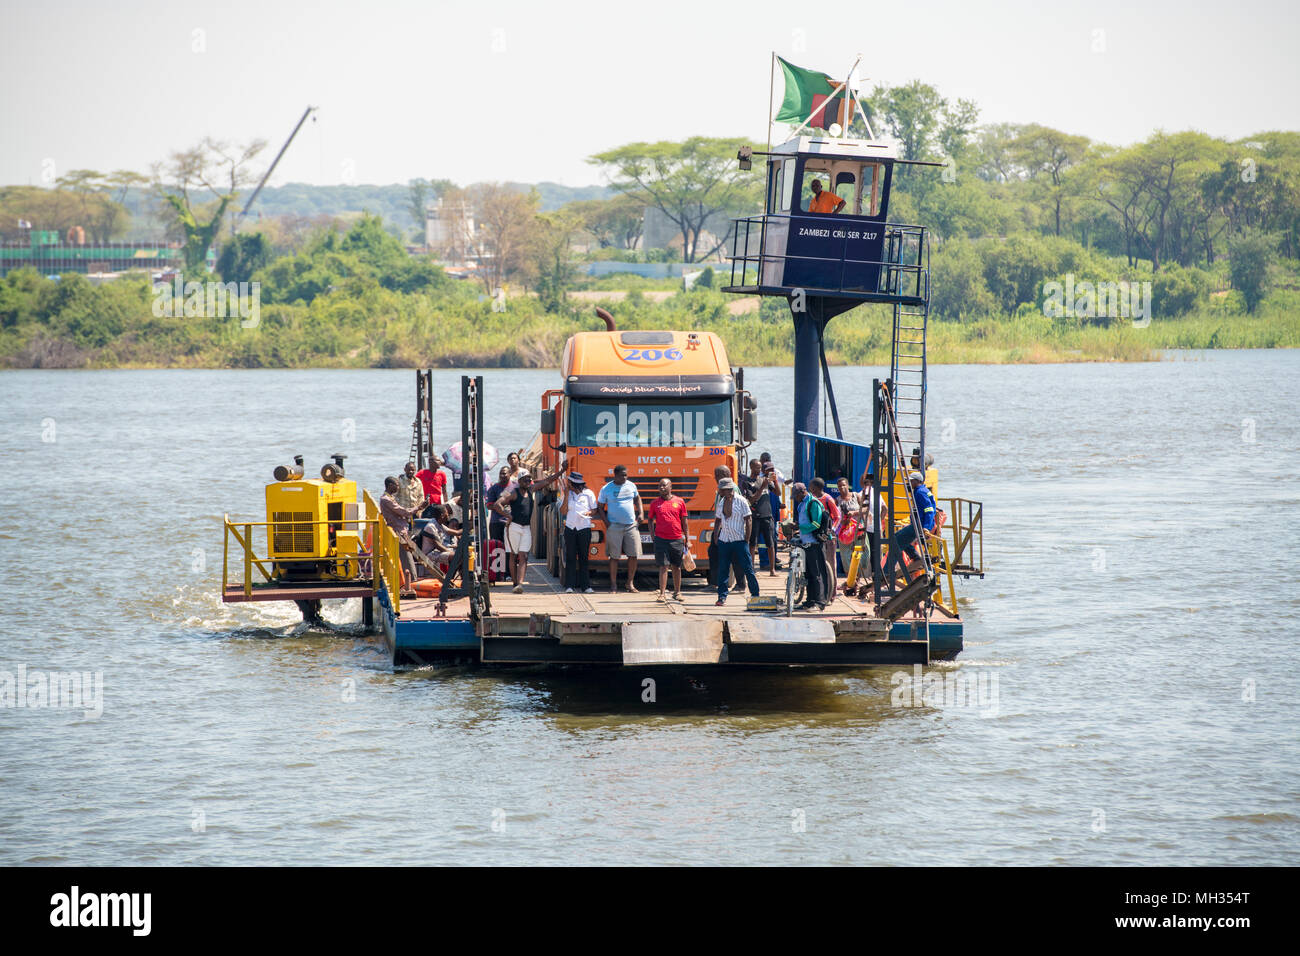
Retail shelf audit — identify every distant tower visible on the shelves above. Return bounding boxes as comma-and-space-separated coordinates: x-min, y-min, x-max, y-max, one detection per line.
425, 197, 475, 263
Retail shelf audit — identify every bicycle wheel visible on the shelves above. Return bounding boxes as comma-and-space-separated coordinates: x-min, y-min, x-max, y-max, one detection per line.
785, 565, 797, 616
785, 548, 805, 615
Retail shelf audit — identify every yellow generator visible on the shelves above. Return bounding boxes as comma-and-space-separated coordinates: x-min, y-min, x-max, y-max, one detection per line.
265, 454, 363, 581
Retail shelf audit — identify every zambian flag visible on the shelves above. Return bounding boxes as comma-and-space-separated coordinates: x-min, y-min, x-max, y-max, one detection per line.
774, 56, 855, 130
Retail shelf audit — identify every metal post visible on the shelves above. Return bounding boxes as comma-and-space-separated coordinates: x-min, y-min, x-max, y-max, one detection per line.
870, 379, 883, 597
415, 369, 425, 470
766, 51, 776, 154
423, 369, 434, 473
791, 307, 821, 481
882, 380, 896, 600
818, 335, 843, 440
243, 523, 252, 598
474, 375, 490, 617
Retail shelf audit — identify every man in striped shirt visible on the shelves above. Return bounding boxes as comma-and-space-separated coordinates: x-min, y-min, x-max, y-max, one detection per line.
712, 478, 760, 606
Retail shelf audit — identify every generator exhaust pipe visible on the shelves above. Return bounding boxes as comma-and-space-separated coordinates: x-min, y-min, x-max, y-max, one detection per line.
273, 455, 305, 482
320, 453, 347, 483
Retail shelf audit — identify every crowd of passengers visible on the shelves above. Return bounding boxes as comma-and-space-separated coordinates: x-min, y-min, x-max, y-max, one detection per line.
375, 446, 943, 611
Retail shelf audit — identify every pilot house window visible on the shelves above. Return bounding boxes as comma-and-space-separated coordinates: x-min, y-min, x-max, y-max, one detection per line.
798, 162, 885, 216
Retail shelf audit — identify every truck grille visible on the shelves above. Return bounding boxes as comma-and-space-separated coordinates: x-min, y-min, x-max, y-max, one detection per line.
630, 476, 702, 502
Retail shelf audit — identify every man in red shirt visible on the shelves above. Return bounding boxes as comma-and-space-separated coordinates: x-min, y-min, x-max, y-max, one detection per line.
648, 477, 689, 602
810, 476, 841, 597
415, 455, 448, 517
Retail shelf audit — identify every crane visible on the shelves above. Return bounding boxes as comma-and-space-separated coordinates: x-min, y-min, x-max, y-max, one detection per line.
233, 105, 318, 232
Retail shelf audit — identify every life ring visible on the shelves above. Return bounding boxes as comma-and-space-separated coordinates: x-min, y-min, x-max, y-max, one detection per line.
413, 578, 442, 598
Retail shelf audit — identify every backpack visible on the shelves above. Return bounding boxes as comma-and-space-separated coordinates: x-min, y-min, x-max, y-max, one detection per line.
814, 502, 834, 542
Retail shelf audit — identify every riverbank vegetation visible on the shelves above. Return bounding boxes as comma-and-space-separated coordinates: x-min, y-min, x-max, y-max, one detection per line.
2, 221, 1296, 368
1, 78, 1298, 368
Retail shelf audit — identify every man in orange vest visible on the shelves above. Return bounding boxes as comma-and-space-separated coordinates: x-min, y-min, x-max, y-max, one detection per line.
809, 179, 846, 215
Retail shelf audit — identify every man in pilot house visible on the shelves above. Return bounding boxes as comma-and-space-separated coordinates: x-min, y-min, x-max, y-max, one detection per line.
808, 179, 846, 215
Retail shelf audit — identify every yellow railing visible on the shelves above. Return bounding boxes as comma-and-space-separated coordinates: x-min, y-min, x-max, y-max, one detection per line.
939, 497, 983, 575
363, 490, 404, 617
222, 512, 382, 600
925, 534, 960, 618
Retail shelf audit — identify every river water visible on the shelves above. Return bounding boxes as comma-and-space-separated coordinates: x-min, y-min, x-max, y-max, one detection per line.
1, 352, 1296, 865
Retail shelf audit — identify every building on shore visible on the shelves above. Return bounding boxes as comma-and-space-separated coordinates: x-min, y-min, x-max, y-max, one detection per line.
0, 230, 186, 278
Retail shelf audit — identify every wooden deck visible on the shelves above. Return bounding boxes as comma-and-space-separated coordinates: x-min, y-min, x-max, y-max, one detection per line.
399, 561, 887, 625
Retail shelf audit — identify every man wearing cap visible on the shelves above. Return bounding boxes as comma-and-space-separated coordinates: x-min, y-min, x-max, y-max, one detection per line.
649, 478, 689, 602
707, 464, 733, 587
496, 461, 568, 594
883, 471, 937, 586
743, 458, 779, 576
910, 447, 939, 496
790, 482, 829, 610
712, 477, 760, 606
559, 470, 598, 594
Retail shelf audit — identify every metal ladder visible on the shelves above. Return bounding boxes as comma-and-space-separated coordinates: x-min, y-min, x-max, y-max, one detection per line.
436, 375, 491, 622
888, 229, 930, 468
889, 298, 928, 468
409, 369, 433, 468
876, 381, 933, 642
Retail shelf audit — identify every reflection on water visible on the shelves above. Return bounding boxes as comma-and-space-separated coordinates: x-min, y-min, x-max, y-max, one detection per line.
395, 665, 913, 727
1, 352, 1298, 865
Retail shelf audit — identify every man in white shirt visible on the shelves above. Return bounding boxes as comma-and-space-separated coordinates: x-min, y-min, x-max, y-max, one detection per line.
560, 472, 598, 594
712, 478, 760, 605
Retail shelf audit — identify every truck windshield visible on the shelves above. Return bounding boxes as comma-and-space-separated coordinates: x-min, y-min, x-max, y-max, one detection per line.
568, 399, 733, 447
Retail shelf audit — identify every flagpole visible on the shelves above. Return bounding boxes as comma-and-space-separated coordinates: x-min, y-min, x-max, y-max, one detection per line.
854, 87, 875, 141
841, 56, 854, 137
847, 54, 875, 140
767, 52, 776, 152
786, 54, 861, 141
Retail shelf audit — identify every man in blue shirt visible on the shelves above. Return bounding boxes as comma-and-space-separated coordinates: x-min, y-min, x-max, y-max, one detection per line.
791, 481, 829, 610
597, 464, 644, 592
884, 471, 936, 585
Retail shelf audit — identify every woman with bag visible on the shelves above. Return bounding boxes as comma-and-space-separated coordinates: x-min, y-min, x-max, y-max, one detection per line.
834, 476, 863, 584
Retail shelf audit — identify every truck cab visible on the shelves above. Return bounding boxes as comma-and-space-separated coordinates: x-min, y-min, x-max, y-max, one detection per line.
530, 327, 756, 576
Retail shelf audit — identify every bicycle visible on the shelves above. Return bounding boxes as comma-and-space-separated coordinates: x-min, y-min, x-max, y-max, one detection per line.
784, 543, 806, 616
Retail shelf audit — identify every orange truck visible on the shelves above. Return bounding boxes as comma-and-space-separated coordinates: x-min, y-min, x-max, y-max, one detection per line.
529, 315, 757, 578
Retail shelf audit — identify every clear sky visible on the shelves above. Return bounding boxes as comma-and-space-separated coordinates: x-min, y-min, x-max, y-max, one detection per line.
2, 0, 1298, 189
